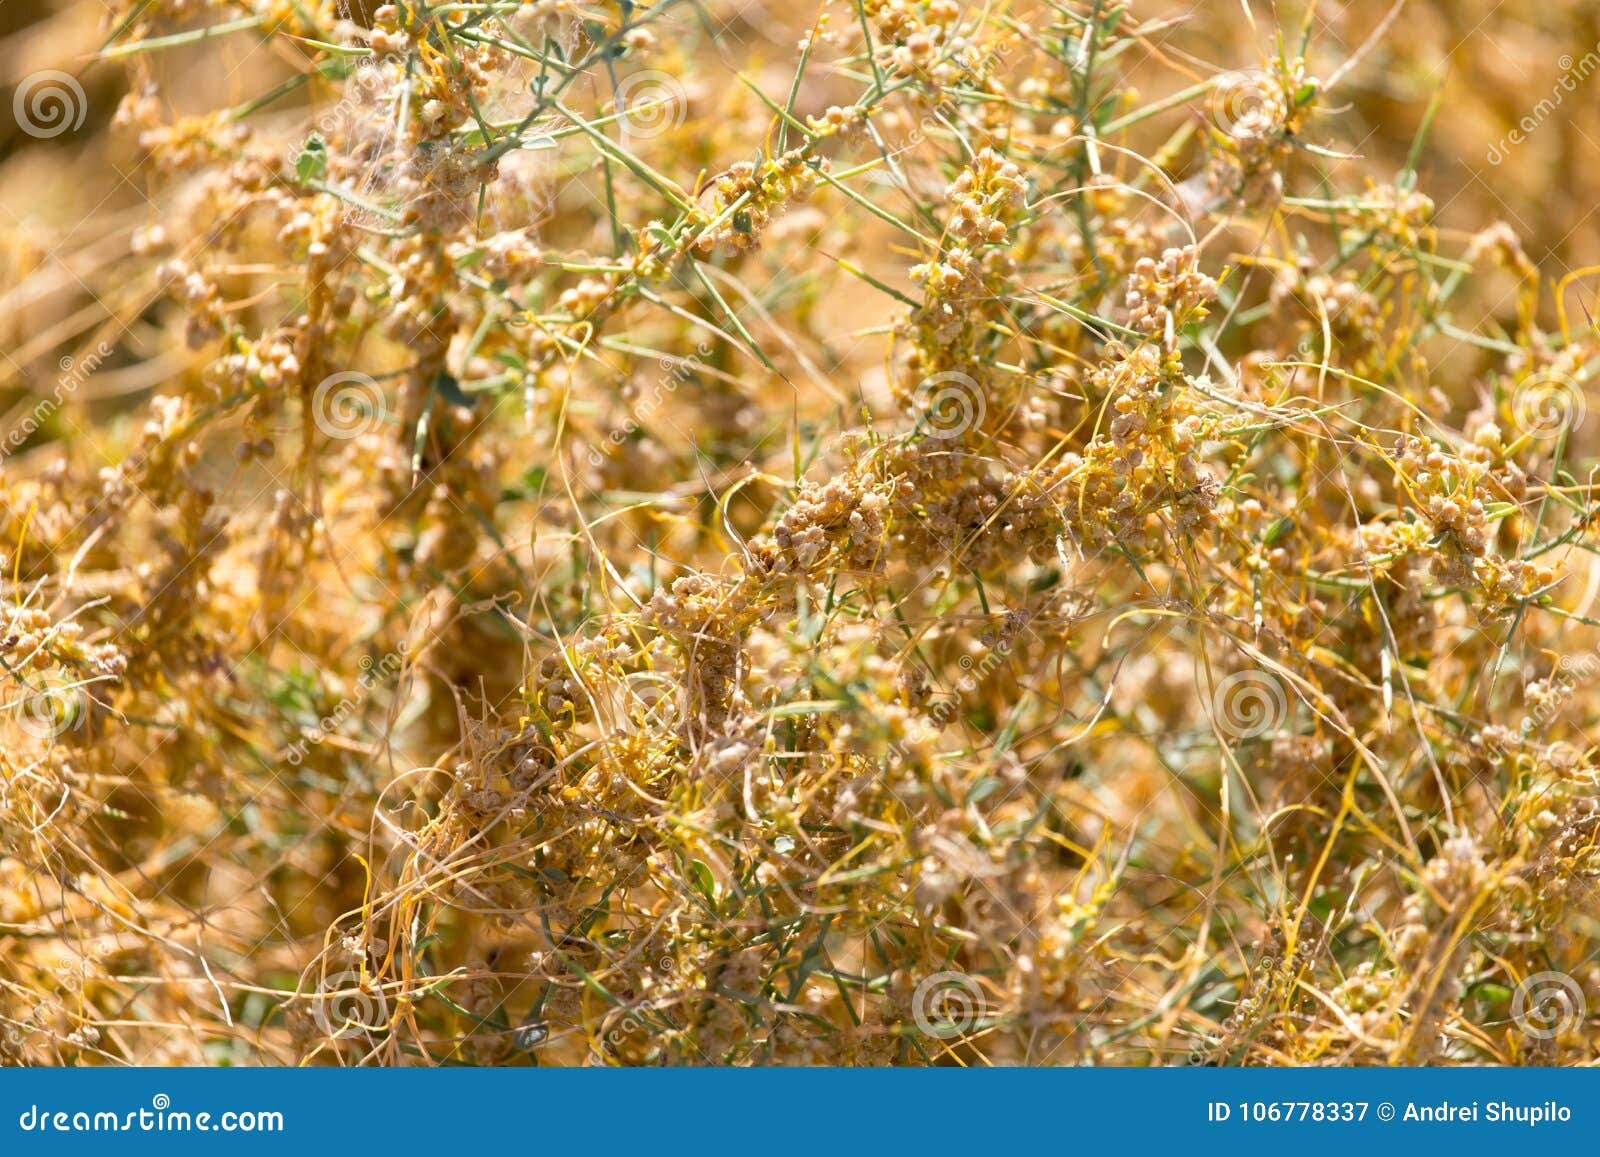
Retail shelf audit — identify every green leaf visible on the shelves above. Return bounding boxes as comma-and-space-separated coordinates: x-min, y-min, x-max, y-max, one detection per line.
432, 370, 477, 410
965, 777, 1002, 806
294, 135, 327, 184
687, 860, 716, 902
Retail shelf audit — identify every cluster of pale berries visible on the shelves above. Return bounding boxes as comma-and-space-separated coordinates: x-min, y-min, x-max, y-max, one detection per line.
1125, 245, 1217, 345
